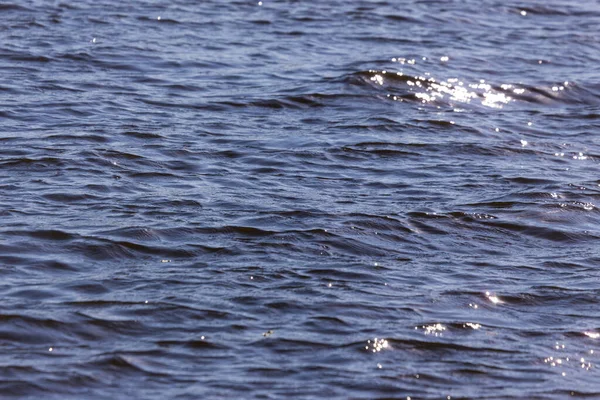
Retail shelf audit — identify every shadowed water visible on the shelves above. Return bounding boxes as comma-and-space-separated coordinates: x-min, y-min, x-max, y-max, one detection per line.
1, 0, 600, 398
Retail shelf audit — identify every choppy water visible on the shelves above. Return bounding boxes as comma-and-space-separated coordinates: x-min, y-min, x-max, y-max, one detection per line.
2, 0, 600, 398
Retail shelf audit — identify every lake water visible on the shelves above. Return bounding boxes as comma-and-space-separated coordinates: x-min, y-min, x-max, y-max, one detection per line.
2, 0, 600, 398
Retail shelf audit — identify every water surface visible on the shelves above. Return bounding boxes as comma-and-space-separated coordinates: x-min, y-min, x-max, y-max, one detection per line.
1, 0, 600, 398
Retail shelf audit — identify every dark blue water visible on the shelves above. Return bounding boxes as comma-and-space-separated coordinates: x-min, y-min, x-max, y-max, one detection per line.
2, 0, 600, 398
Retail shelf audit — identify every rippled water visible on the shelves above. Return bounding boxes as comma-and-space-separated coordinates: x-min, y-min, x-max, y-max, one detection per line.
2, 0, 600, 398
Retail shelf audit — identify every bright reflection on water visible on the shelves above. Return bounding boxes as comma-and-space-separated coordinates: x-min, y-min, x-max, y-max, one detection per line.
372, 68, 514, 108
544, 341, 597, 377
485, 291, 502, 304
367, 57, 573, 109
417, 323, 446, 336
365, 338, 390, 352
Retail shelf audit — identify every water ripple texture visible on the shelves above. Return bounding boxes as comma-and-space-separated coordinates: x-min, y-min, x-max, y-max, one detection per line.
1, 0, 600, 399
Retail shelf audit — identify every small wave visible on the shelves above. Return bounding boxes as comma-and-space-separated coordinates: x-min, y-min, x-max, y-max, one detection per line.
346, 69, 599, 108
0, 3, 30, 11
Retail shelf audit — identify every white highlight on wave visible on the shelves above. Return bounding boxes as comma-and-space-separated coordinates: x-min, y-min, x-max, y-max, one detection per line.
373, 62, 570, 109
